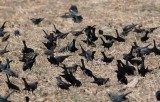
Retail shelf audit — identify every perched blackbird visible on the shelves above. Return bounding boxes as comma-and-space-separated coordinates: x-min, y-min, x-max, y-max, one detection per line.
0, 42, 9, 56
0, 91, 15, 102
108, 91, 132, 102
114, 29, 125, 42
43, 41, 57, 50
151, 40, 160, 55
101, 52, 114, 63
100, 37, 114, 50
14, 30, 21, 36
23, 53, 38, 71
80, 59, 94, 77
85, 26, 98, 42
138, 57, 151, 77
0, 21, 7, 37
79, 44, 95, 62
61, 64, 78, 74
91, 75, 109, 86
123, 46, 135, 60
56, 76, 71, 90
115, 70, 128, 85
141, 31, 149, 42
25, 96, 30, 102
22, 40, 34, 53
121, 23, 137, 36
20, 52, 38, 62
22, 78, 38, 93
5, 74, 20, 91
82, 37, 96, 47
68, 39, 78, 52
60, 71, 82, 87
98, 29, 103, 35
125, 59, 136, 75
156, 91, 160, 101
103, 34, 115, 41
31, 18, 44, 25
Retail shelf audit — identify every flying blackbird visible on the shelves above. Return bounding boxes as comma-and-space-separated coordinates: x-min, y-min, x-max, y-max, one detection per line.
151, 40, 160, 55
2, 34, 10, 42
61, 64, 78, 74
31, 18, 44, 25
14, 30, 21, 36
61, 5, 78, 18
56, 76, 72, 90
22, 40, 34, 53
138, 57, 151, 77
114, 29, 125, 42
60, 71, 82, 87
25, 96, 30, 102
108, 91, 132, 102
22, 78, 38, 93
141, 31, 149, 42
100, 37, 114, 50
80, 59, 94, 77
91, 75, 109, 86
0, 42, 9, 56
61, 5, 83, 23
72, 15, 83, 23
0, 91, 15, 102
23, 53, 38, 71
101, 52, 114, 63
5, 74, 20, 91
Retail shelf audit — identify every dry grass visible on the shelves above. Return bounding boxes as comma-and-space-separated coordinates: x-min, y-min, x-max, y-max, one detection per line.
0, 0, 160, 102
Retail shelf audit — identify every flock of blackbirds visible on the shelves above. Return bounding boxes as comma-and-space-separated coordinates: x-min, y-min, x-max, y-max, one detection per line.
0, 5, 160, 102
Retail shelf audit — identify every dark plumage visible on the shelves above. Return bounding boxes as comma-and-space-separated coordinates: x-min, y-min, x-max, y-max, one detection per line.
80, 59, 94, 77
156, 91, 160, 101
91, 75, 109, 86
56, 76, 71, 90
31, 18, 44, 25
141, 31, 149, 42
22, 40, 34, 53
101, 52, 114, 63
100, 37, 114, 50
22, 78, 38, 93
5, 74, 20, 91
2, 34, 10, 42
